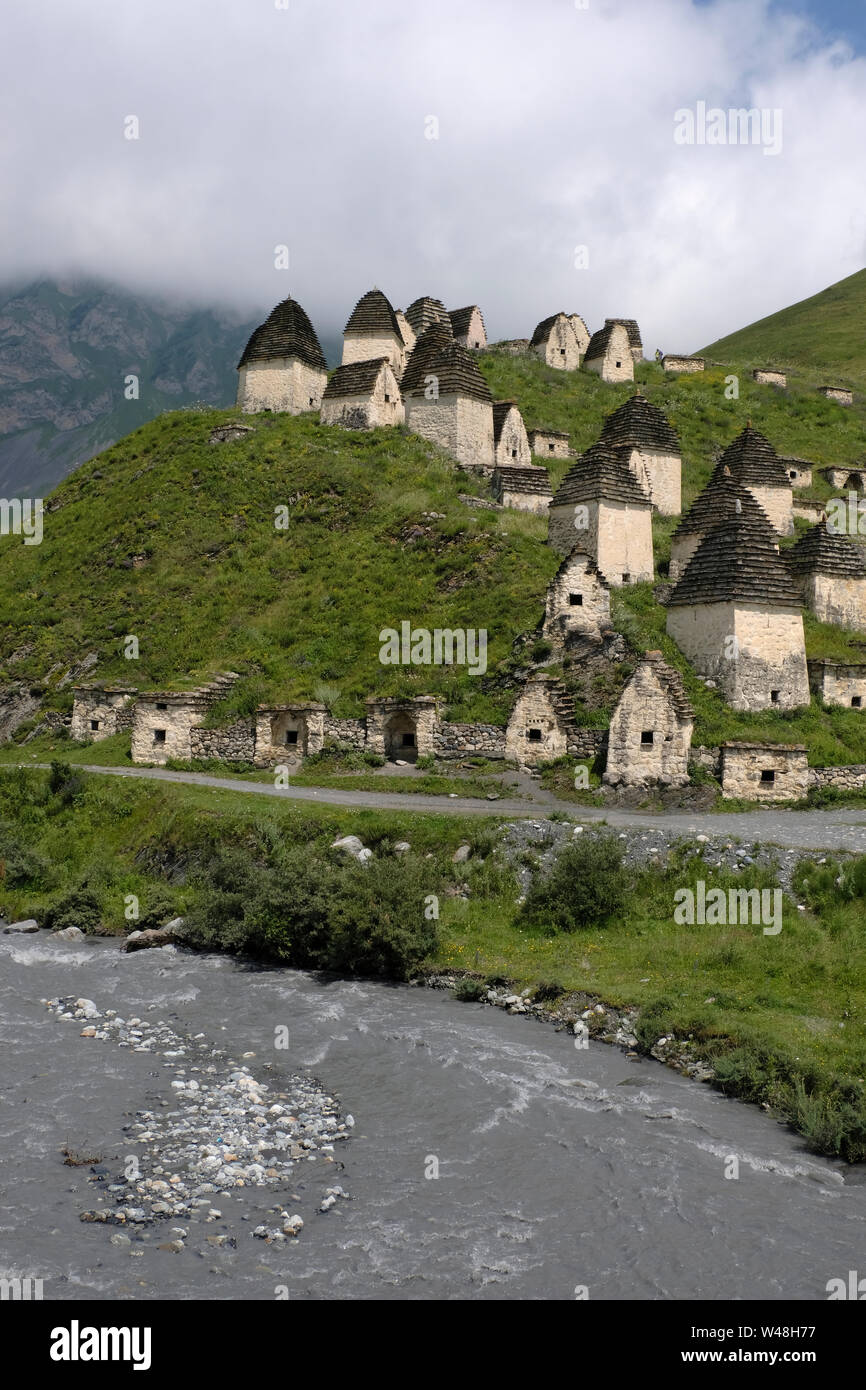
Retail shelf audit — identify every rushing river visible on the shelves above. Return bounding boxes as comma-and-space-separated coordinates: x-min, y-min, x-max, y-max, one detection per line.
1, 932, 863, 1301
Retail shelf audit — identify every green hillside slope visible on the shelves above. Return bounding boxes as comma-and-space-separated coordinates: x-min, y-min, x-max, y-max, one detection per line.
699, 268, 866, 386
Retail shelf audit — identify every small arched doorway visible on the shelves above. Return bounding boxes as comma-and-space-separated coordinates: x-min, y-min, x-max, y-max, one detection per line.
384, 712, 418, 762
270, 711, 307, 758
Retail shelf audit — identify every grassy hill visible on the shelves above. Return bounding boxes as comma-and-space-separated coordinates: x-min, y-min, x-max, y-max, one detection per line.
3, 345, 866, 758
699, 267, 866, 387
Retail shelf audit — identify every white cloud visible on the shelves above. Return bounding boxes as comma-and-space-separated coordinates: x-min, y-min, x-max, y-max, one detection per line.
1, 0, 864, 348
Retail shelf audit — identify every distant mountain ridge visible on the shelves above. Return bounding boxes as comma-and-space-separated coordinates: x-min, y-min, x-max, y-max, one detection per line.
699, 267, 866, 386
0, 278, 264, 496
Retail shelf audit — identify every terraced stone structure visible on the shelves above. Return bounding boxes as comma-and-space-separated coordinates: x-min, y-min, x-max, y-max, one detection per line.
786, 518, 866, 631
254, 702, 327, 765
71, 685, 137, 742
236, 297, 328, 415
529, 427, 570, 459
669, 468, 776, 583
604, 651, 694, 787
716, 424, 794, 536
530, 313, 581, 370
808, 658, 866, 709
342, 289, 406, 373
130, 673, 241, 765
492, 400, 531, 468
666, 511, 809, 711
448, 305, 487, 350
599, 392, 682, 516
320, 358, 404, 430
542, 546, 611, 644
402, 336, 495, 471
404, 297, 450, 342
548, 442, 654, 583
491, 464, 552, 513
720, 742, 808, 802
505, 675, 576, 767
583, 322, 634, 383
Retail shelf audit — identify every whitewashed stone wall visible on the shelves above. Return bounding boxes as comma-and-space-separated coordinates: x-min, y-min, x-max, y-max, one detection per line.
404, 393, 495, 471
744, 483, 793, 536
254, 707, 326, 765
662, 356, 705, 375
543, 552, 610, 642
624, 447, 681, 516
669, 532, 701, 584
320, 364, 404, 430
666, 601, 809, 711
237, 358, 327, 414
721, 744, 808, 801
395, 311, 416, 352
342, 329, 404, 374
585, 325, 633, 383
754, 370, 787, 388
365, 699, 439, 761
784, 463, 812, 488
792, 501, 823, 524
495, 407, 532, 467
568, 315, 590, 356
454, 308, 487, 350
809, 661, 866, 707
131, 697, 208, 764
604, 667, 693, 787
505, 681, 570, 766
529, 430, 569, 459
534, 317, 580, 370
500, 484, 551, 514
71, 688, 136, 742
549, 498, 653, 584
798, 573, 866, 632
819, 387, 854, 406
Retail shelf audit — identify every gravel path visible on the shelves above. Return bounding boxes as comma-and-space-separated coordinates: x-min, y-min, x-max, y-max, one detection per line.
28, 762, 866, 853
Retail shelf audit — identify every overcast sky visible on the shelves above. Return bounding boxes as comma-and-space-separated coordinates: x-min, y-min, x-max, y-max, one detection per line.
2, 0, 865, 350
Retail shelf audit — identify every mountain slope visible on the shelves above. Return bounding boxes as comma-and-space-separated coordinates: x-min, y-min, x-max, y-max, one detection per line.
699, 268, 866, 385
0, 279, 260, 496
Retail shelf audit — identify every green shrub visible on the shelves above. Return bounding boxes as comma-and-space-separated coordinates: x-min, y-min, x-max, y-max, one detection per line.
532, 980, 565, 1003
453, 977, 487, 1002
518, 833, 628, 932
48, 760, 85, 806
0, 822, 50, 886
43, 885, 103, 935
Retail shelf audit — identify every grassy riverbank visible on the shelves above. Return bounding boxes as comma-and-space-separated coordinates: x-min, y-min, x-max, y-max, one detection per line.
2, 766, 864, 1161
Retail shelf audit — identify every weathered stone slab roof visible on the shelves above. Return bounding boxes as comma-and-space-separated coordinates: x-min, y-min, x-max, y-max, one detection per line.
722, 740, 807, 752
718, 424, 790, 487
605, 318, 642, 352
638, 650, 694, 720
238, 297, 327, 371
551, 443, 653, 508
344, 289, 402, 337
399, 323, 454, 392
402, 337, 493, 401
529, 427, 570, 442
668, 512, 801, 607
405, 297, 450, 337
786, 517, 866, 578
673, 467, 775, 540
599, 391, 680, 455
322, 357, 391, 399
530, 312, 570, 346
449, 305, 485, 338
492, 465, 552, 496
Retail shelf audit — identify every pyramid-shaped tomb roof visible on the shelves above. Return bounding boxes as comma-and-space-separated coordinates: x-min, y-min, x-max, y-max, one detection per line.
344, 289, 402, 337
600, 392, 680, 456
673, 468, 774, 540
322, 357, 392, 400
402, 336, 492, 402
668, 513, 801, 607
551, 443, 653, 508
238, 297, 327, 371
405, 297, 450, 337
718, 424, 790, 488
786, 518, 866, 579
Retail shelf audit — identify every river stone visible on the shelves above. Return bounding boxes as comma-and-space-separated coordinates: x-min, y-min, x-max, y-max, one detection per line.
51, 926, 85, 941
452, 844, 472, 863
393, 842, 411, 855
124, 920, 183, 952
3, 919, 39, 934
331, 835, 368, 859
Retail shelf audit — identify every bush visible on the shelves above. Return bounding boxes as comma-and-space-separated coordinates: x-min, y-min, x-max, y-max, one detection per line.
48, 760, 84, 806
532, 980, 565, 1003
453, 977, 486, 1002
518, 833, 628, 932
43, 885, 103, 935
0, 821, 50, 887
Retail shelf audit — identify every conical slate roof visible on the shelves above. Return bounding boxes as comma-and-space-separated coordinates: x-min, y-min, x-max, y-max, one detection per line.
238, 297, 327, 371
530, 312, 570, 347
402, 335, 492, 402
786, 518, 866, 578
600, 392, 680, 455
405, 297, 450, 337
344, 289, 402, 337
584, 321, 628, 362
322, 357, 392, 400
448, 305, 485, 339
668, 512, 801, 608
673, 468, 775, 540
717, 424, 790, 488
400, 323, 458, 392
551, 443, 652, 508
630, 651, 693, 721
